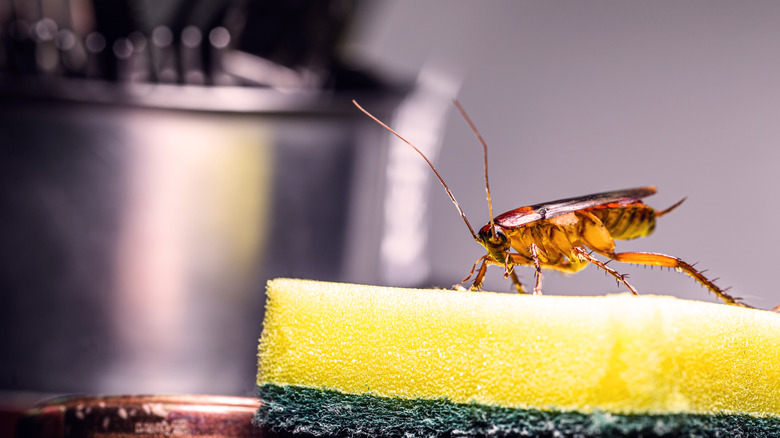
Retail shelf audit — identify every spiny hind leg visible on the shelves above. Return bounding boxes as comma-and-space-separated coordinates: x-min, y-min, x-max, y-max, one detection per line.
607, 251, 748, 308
572, 247, 638, 295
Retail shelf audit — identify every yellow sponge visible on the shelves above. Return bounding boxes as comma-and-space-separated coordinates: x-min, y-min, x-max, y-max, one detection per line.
256, 278, 780, 434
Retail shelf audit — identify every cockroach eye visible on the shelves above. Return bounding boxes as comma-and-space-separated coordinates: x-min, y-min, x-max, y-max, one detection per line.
479, 226, 506, 244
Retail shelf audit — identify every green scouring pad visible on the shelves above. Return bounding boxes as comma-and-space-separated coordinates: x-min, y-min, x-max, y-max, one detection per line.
255, 279, 780, 437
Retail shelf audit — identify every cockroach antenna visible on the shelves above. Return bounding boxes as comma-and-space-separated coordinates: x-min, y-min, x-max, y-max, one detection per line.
452, 99, 496, 238
352, 99, 479, 241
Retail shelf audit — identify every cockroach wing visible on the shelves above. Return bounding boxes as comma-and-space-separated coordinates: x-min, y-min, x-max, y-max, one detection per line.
493, 186, 657, 228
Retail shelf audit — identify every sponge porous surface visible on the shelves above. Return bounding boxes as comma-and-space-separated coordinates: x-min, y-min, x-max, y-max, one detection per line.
257, 279, 780, 416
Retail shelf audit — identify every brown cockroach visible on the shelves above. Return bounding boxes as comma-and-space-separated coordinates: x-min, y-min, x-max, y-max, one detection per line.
354, 99, 773, 310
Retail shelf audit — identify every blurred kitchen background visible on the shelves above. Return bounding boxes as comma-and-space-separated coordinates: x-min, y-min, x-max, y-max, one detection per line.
2, 0, 780, 399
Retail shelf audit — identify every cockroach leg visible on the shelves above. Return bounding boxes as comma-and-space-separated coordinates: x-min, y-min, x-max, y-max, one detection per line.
573, 247, 638, 295
528, 243, 544, 295
465, 254, 527, 294
468, 257, 489, 291
462, 255, 487, 283
609, 251, 750, 307
508, 269, 527, 294
501, 253, 525, 293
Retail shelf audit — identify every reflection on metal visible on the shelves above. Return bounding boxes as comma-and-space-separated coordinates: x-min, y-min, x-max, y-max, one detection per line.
221, 49, 320, 90
18, 394, 263, 437
107, 114, 271, 393
0, 76, 332, 112
380, 67, 462, 287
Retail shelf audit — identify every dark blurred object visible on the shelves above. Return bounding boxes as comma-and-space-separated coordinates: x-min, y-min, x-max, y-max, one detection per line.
0, 0, 407, 398
0, 0, 383, 89
0, 392, 46, 438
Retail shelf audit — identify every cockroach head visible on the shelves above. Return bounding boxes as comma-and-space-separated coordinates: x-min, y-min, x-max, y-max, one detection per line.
477, 223, 508, 248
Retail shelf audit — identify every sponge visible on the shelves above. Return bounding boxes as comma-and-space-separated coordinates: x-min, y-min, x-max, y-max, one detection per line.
255, 278, 780, 436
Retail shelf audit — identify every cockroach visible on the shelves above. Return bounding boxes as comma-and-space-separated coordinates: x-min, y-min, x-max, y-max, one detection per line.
354, 99, 767, 309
